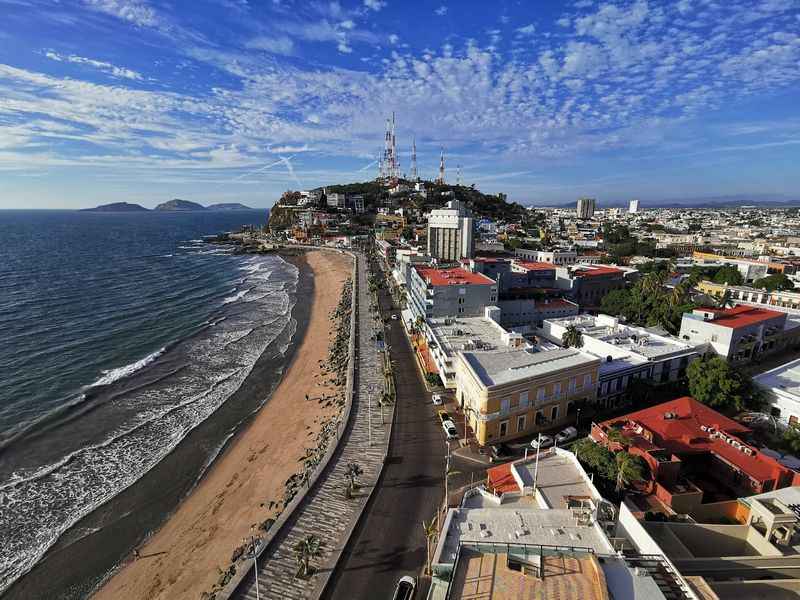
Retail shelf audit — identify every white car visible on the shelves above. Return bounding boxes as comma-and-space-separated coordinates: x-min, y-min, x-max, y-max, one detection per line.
555, 426, 578, 445
442, 420, 458, 440
392, 575, 416, 600
432, 393, 443, 405
530, 434, 554, 450
391, 314, 399, 321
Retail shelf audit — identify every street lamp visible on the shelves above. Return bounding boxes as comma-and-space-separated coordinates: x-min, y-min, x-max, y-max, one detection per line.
243, 526, 262, 600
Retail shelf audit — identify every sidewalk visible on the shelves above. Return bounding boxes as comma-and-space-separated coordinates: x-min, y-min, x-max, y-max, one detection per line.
232, 253, 390, 600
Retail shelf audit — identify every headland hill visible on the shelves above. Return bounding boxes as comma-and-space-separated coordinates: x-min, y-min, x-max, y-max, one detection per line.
82, 199, 254, 212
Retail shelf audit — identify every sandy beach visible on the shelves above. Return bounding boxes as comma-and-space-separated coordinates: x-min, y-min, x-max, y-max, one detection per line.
92, 249, 353, 600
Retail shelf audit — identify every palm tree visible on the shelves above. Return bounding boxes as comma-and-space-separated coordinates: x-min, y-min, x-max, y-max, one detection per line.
293, 534, 322, 578
669, 282, 687, 308
422, 520, 438, 575
605, 428, 631, 447
345, 462, 363, 496
615, 452, 646, 493
562, 324, 584, 349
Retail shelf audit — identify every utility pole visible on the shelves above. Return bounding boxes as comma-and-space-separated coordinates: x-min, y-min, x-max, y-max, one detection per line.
243, 527, 261, 600
411, 136, 418, 181
532, 433, 542, 499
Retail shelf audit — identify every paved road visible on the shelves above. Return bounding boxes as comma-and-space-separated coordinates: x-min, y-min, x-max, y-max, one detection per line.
323, 260, 447, 600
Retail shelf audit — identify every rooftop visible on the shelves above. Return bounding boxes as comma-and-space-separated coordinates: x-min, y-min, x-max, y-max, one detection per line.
755, 357, 800, 401
569, 265, 625, 278
690, 305, 785, 329
415, 265, 496, 287
595, 397, 791, 484
428, 316, 521, 357
514, 260, 556, 271
462, 347, 599, 388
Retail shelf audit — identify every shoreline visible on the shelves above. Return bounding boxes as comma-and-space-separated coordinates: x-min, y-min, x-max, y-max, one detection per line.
88, 249, 352, 600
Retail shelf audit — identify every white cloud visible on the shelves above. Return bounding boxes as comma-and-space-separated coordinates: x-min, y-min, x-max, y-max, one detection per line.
245, 36, 295, 55
43, 51, 143, 80
388, 33, 399, 44
363, 0, 386, 11
82, 0, 159, 27
434, 5, 447, 16
516, 24, 536, 36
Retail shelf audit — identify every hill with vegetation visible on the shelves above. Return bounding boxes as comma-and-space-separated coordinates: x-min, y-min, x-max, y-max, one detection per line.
154, 199, 207, 211
82, 202, 149, 212
206, 203, 253, 210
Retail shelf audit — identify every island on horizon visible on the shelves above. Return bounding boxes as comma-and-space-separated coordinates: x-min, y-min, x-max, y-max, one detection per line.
82, 200, 254, 212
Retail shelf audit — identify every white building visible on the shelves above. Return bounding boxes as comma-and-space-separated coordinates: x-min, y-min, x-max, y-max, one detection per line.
678, 305, 792, 363
325, 191, 347, 209
540, 314, 702, 409
427, 199, 474, 262
755, 357, 800, 427
629, 199, 640, 213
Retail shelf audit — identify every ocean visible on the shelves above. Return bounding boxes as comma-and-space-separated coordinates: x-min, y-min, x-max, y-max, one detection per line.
0, 209, 302, 598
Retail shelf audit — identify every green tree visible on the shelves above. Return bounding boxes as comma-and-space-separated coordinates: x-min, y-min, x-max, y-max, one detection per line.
422, 520, 438, 575
562, 324, 584, 348
572, 438, 617, 480
345, 462, 363, 496
615, 452, 647, 493
713, 266, 744, 286
686, 355, 762, 412
754, 273, 795, 292
293, 534, 322, 578
783, 425, 800, 455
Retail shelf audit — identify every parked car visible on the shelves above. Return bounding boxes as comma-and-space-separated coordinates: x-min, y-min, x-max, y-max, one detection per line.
530, 434, 554, 450
438, 410, 451, 424
432, 393, 443, 405
555, 426, 578, 445
489, 443, 513, 463
442, 420, 458, 440
392, 575, 416, 600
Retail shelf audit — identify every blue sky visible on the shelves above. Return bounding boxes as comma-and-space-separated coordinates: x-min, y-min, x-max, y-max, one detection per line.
0, 0, 799, 209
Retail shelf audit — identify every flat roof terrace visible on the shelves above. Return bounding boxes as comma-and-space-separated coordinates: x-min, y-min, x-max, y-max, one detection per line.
462, 348, 599, 388
428, 316, 513, 356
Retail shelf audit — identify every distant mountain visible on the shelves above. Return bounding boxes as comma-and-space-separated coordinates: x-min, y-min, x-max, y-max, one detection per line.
82, 202, 149, 212
153, 199, 207, 211
206, 203, 253, 210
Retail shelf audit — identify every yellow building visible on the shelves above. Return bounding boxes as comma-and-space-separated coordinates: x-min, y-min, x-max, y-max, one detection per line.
454, 348, 600, 446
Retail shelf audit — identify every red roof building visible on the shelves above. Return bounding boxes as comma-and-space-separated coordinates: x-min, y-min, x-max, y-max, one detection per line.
591, 397, 798, 512
691, 305, 785, 329
413, 265, 495, 286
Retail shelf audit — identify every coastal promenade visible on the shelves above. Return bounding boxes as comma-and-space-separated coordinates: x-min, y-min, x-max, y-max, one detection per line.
233, 252, 391, 600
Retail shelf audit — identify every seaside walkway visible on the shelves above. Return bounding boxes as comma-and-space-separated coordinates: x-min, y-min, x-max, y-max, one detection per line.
233, 252, 390, 600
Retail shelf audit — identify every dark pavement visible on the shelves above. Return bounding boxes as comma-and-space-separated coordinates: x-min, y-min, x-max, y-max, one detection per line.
323, 262, 447, 600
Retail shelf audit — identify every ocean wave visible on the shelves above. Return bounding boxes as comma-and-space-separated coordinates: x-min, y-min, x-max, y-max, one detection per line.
222, 288, 251, 305
89, 348, 167, 388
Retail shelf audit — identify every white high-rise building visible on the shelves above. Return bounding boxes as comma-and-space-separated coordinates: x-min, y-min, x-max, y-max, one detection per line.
576, 197, 596, 219
427, 199, 474, 262
629, 199, 640, 213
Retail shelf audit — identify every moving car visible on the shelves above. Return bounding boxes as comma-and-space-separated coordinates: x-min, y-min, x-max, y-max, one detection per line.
391, 314, 399, 320
555, 426, 578, 445
392, 575, 416, 600
530, 434, 554, 450
432, 393, 443, 405
442, 420, 458, 440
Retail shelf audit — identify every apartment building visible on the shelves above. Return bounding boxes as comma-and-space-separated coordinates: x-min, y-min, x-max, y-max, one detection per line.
427, 199, 474, 262
407, 265, 497, 321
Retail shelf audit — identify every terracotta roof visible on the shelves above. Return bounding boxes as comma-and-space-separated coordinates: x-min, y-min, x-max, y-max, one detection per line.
698, 305, 785, 329
514, 260, 556, 271
596, 397, 790, 483
414, 265, 495, 286
535, 299, 576, 310
571, 265, 624, 278
487, 462, 520, 494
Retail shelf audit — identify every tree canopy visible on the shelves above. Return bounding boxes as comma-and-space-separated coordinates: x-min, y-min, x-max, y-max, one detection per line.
713, 266, 744, 286
754, 273, 795, 292
686, 355, 762, 412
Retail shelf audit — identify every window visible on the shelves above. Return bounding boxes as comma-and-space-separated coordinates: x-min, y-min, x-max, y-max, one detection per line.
553, 382, 562, 398
519, 391, 529, 407
537, 387, 546, 402
458, 307, 464, 314
569, 377, 577, 392
551, 405, 559, 421
517, 415, 526, 432
499, 420, 509, 437
535, 411, 545, 425
501, 398, 510, 413
459, 288, 466, 295
458, 297, 465, 304
584, 373, 592, 388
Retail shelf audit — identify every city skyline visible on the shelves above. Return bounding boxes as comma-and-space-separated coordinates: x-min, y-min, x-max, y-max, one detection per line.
1, 0, 799, 209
